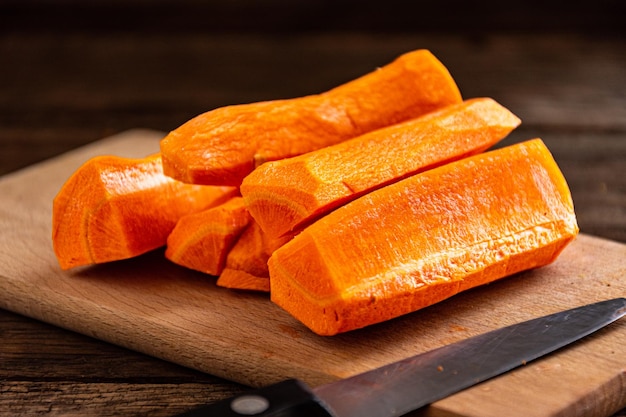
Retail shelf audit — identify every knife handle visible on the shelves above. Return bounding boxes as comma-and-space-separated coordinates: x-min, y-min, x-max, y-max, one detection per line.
174, 379, 335, 417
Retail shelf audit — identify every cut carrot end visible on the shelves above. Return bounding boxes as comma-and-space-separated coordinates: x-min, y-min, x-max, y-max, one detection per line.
165, 196, 252, 276
220, 220, 291, 284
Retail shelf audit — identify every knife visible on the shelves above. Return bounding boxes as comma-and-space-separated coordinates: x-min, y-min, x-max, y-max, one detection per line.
175, 297, 626, 417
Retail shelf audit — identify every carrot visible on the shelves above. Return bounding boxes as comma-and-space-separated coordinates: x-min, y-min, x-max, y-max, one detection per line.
268, 139, 579, 335
216, 220, 290, 292
165, 196, 251, 276
241, 98, 521, 239
217, 269, 271, 293
160, 49, 462, 186
52, 154, 237, 270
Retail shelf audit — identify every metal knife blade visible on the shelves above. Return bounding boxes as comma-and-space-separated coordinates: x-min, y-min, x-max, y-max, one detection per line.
175, 298, 626, 417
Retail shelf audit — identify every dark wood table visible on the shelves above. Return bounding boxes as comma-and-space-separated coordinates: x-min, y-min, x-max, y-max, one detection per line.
1, 2, 625, 416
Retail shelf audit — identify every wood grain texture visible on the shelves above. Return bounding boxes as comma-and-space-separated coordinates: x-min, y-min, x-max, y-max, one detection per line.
0, 308, 246, 417
0, 130, 624, 417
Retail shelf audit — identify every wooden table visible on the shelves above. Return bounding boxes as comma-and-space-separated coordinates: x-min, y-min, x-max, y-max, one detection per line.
1, 2, 625, 416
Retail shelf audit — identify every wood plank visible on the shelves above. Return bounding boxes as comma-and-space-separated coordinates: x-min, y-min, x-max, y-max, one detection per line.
499, 129, 626, 243
0, 381, 239, 417
2, 34, 624, 130
0, 129, 625, 417
0, 308, 246, 417
1, 0, 624, 35
0, 310, 217, 381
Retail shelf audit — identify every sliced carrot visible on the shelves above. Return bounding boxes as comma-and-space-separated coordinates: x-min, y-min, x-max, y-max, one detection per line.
216, 220, 290, 292
52, 154, 237, 270
165, 196, 252, 276
160, 49, 462, 186
241, 97, 521, 239
217, 269, 270, 293
268, 139, 579, 335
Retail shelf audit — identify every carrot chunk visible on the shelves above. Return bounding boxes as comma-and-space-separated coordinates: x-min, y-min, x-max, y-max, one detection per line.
52, 154, 236, 270
165, 196, 252, 276
268, 139, 579, 335
241, 98, 521, 239
160, 49, 462, 186
217, 269, 271, 293
216, 220, 290, 292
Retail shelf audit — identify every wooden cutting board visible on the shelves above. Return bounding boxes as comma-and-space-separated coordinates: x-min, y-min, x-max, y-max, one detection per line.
0, 129, 624, 417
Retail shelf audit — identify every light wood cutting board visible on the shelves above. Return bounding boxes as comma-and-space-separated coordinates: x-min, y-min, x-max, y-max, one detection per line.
0, 129, 624, 417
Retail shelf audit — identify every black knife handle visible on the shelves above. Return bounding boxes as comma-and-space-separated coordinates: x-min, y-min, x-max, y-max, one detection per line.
174, 379, 335, 417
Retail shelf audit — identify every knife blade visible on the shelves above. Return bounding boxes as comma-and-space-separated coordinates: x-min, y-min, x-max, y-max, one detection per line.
175, 297, 626, 417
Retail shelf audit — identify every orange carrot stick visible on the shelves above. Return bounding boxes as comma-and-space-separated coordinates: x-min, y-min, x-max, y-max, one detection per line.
268, 139, 579, 335
241, 97, 521, 239
52, 154, 236, 270
165, 196, 251, 276
216, 220, 290, 292
160, 49, 462, 186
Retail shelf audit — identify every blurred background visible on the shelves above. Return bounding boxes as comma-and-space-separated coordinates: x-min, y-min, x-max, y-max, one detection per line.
1, 0, 625, 241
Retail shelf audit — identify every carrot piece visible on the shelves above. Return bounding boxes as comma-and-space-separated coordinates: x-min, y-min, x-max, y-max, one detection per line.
241, 98, 521, 238
268, 139, 579, 335
165, 196, 252, 276
217, 269, 270, 293
216, 220, 290, 292
52, 154, 237, 270
160, 49, 462, 186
